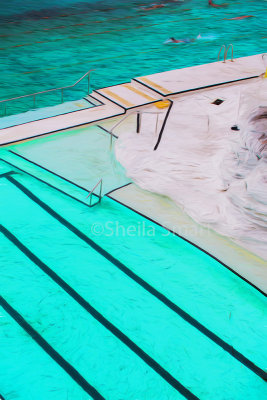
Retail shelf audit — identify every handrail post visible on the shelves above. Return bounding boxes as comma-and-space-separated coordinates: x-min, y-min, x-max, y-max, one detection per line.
136, 111, 141, 133
99, 179, 103, 204
33, 95, 36, 108
217, 45, 226, 63
155, 114, 159, 136
225, 44, 234, 62
61, 88, 64, 103
110, 109, 164, 149
86, 178, 103, 207
88, 72, 90, 95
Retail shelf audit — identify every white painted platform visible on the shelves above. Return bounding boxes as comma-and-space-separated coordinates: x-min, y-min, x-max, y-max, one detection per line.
0, 98, 124, 146
0, 53, 264, 147
96, 83, 161, 109
134, 54, 265, 96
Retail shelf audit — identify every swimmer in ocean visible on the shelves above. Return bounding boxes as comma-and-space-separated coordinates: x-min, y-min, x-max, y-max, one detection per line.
164, 34, 201, 44
208, 0, 228, 7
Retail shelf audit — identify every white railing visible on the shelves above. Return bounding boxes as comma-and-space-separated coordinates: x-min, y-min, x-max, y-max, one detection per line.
86, 178, 103, 207
217, 44, 234, 63
109, 109, 165, 147
0, 69, 95, 116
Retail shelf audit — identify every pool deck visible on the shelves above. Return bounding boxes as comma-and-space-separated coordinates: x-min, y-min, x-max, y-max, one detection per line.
1, 53, 266, 294
133, 54, 264, 96
0, 53, 264, 146
107, 182, 267, 295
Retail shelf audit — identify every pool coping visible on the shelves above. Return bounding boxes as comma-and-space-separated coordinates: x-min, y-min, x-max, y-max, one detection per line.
0, 53, 264, 146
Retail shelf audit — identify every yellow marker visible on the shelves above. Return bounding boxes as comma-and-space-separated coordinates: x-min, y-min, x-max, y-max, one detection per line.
264, 68, 267, 78
102, 88, 134, 108
155, 100, 170, 109
123, 84, 157, 102
139, 77, 171, 95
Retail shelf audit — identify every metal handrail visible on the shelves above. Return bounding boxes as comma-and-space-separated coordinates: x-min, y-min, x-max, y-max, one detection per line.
225, 44, 234, 62
0, 69, 95, 116
262, 53, 267, 68
109, 109, 164, 147
217, 44, 234, 63
86, 178, 102, 207
217, 45, 226, 62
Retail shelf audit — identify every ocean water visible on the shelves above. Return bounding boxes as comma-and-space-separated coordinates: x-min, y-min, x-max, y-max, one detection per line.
0, 0, 266, 108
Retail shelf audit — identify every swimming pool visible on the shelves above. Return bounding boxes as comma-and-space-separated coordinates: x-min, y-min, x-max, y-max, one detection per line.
0, 0, 267, 113
1, 2, 267, 399
0, 124, 267, 399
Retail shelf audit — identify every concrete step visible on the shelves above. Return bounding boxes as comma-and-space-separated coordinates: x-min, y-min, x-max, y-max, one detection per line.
133, 76, 172, 96
130, 79, 165, 99
95, 83, 160, 109
90, 91, 124, 111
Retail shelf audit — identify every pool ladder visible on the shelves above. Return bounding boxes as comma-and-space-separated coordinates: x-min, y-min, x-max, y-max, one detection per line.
86, 178, 103, 207
217, 44, 234, 63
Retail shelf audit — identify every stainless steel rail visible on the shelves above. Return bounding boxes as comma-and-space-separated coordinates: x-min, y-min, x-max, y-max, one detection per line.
86, 178, 103, 207
0, 69, 95, 116
217, 45, 226, 62
217, 44, 234, 63
109, 109, 164, 147
225, 44, 234, 62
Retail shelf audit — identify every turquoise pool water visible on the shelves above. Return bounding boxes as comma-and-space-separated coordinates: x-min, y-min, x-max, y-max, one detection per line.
0, 133, 267, 399
0, 97, 96, 129
1, 2, 267, 399
0, 0, 266, 112
6, 125, 131, 194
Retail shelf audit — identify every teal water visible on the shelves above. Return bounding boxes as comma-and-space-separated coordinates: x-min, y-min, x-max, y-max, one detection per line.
8, 125, 131, 194
0, 97, 95, 129
0, 149, 266, 399
0, 0, 266, 111
0, 306, 91, 400
1, 2, 267, 399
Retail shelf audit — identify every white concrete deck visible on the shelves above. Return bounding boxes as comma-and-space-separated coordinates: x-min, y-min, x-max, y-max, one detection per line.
1, 53, 264, 146
0, 98, 124, 146
134, 54, 265, 96
96, 82, 161, 109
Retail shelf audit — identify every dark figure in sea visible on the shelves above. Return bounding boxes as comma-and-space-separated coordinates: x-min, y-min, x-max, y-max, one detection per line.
208, 0, 228, 7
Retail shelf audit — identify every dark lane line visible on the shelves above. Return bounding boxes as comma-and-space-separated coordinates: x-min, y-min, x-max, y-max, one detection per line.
0, 295, 105, 400
0, 224, 198, 400
0, 171, 17, 178
0, 159, 93, 208
5, 175, 267, 382
2, 157, 265, 297
8, 151, 100, 198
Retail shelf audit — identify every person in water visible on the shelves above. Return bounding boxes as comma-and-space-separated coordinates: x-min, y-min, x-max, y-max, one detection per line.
208, 0, 227, 7
165, 34, 201, 44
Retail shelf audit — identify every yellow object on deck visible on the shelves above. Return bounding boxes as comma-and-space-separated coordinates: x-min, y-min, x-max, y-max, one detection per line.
264, 68, 267, 78
155, 100, 170, 109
